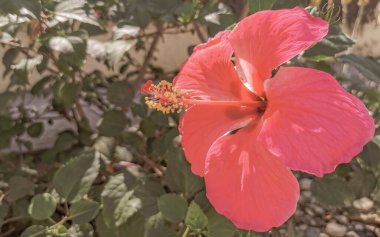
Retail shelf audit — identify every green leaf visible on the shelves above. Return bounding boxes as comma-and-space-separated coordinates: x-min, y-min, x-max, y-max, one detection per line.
101, 172, 141, 228
158, 194, 188, 223
134, 181, 165, 217
96, 212, 146, 237
98, 110, 128, 137
311, 177, 354, 207
20, 225, 46, 237
339, 55, 380, 84
164, 148, 204, 195
145, 213, 176, 237
27, 122, 44, 138
248, 0, 277, 13
28, 193, 57, 220
6, 176, 35, 202
304, 25, 354, 59
185, 201, 208, 231
69, 199, 100, 224
68, 223, 94, 237
107, 81, 134, 108
49, 36, 74, 53
349, 168, 377, 198
88, 40, 136, 66
54, 0, 100, 27
52, 151, 100, 203
206, 209, 236, 237
361, 142, 380, 168
53, 81, 80, 109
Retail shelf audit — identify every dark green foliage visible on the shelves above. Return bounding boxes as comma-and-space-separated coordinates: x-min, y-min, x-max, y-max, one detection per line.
0, 0, 378, 237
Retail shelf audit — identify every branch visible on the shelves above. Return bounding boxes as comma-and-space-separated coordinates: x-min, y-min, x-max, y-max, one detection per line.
135, 22, 164, 87
192, 22, 207, 43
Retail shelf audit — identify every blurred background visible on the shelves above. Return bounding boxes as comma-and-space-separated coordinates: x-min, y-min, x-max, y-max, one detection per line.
0, 0, 379, 236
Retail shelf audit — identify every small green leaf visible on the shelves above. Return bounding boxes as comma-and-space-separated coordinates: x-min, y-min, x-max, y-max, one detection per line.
98, 110, 128, 137
206, 209, 236, 237
6, 176, 35, 202
53, 81, 80, 109
158, 194, 188, 223
69, 199, 100, 224
185, 201, 208, 231
20, 225, 46, 237
114, 191, 142, 227
28, 193, 57, 220
53, 151, 100, 203
27, 122, 44, 138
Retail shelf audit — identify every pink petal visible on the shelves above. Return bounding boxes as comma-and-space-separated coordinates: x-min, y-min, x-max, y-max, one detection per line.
180, 104, 255, 176
204, 125, 299, 231
259, 67, 375, 177
173, 30, 254, 102
228, 7, 328, 96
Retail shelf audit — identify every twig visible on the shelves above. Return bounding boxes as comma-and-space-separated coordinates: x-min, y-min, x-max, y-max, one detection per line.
192, 22, 207, 43
135, 22, 164, 87
141, 155, 165, 176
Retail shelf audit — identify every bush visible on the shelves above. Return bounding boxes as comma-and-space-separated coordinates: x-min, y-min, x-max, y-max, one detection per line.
0, 0, 379, 236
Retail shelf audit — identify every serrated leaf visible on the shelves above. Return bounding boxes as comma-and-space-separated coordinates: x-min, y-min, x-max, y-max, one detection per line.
6, 176, 35, 202
101, 172, 141, 228
53, 151, 100, 203
69, 199, 100, 224
98, 110, 128, 137
311, 177, 354, 207
28, 193, 57, 220
206, 209, 236, 237
145, 213, 176, 237
248, 0, 277, 13
107, 81, 134, 108
158, 194, 188, 223
114, 191, 142, 227
20, 225, 46, 237
185, 201, 208, 231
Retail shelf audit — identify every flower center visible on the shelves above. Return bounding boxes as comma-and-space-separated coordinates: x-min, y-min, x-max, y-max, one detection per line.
141, 80, 266, 114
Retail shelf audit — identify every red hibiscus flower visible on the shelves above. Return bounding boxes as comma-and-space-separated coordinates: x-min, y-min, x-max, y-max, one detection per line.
142, 7, 375, 231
